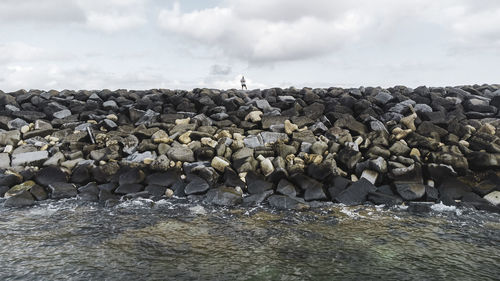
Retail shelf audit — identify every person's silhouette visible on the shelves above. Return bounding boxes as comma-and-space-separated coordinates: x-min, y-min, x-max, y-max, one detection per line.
241, 76, 247, 90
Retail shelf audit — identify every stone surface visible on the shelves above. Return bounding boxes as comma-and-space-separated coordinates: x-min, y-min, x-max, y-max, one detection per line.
48, 182, 77, 199
184, 175, 210, 195
267, 195, 309, 210
335, 178, 376, 206
205, 187, 243, 206
11, 151, 49, 167
245, 171, 273, 194
4, 190, 35, 207
484, 191, 500, 206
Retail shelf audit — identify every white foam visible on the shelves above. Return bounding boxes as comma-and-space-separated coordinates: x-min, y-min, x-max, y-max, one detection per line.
189, 205, 207, 215
431, 202, 457, 212
116, 198, 154, 208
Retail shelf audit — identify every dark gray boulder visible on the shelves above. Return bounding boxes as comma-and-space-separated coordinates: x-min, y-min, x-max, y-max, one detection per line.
242, 190, 274, 206
395, 182, 426, 201
35, 166, 68, 187
4, 190, 35, 207
49, 182, 77, 199
267, 195, 308, 210
335, 178, 376, 206
245, 171, 273, 194
276, 179, 297, 197
184, 175, 210, 195
115, 183, 144, 195
205, 187, 243, 206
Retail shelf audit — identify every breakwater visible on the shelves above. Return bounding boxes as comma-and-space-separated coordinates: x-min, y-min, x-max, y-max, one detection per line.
1, 86, 500, 211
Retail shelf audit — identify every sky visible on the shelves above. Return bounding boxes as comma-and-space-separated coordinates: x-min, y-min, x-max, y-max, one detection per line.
0, 0, 499, 92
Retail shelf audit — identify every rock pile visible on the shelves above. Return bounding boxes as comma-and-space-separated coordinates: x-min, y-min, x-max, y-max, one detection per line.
1, 86, 500, 212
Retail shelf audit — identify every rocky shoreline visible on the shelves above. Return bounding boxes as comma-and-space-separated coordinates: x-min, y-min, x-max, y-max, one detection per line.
1, 86, 500, 212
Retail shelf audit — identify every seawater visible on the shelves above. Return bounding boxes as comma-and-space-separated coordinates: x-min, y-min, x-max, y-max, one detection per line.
1, 198, 499, 281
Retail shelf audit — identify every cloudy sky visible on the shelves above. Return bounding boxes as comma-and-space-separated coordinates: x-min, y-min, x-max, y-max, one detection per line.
0, 0, 499, 91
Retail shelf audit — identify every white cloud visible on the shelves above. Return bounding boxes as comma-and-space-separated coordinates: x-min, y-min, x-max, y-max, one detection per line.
158, 1, 371, 62
158, 0, 500, 63
0, 0, 86, 23
77, 0, 149, 32
0, 0, 148, 32
0, 42, 71, 63
210, 64, 232, 75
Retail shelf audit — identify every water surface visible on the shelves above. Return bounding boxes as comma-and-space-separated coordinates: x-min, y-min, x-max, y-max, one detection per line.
1, 198, 499, 281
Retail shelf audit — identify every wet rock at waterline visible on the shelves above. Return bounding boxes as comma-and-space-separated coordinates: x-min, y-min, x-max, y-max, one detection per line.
1, 85, 500, 212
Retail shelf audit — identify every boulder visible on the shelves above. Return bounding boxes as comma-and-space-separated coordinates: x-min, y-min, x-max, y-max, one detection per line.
77, 182, 99, 201
0, 130, 21, 146
483, 191, 500, 206
267, 195, 309, 210
304, 185, 327, 201
0, 153, 10, 168
0, 173, 22, 188
4, 190, 35, 207
145, 171, 179, 187
115, 183, 144, 195
35, 166, 67, 187
144, 184, 168, 197
367, 192, 403, 206
30, 184, 48, 200
11, 150, 49, 167
395, 182, 426, 201
118, 168, 145, 185
167, 146, 195, 162
276, 179, 297, 197
242, 190, 274, 206
48, 182, 77, 199
205, 187, 243, 206
245, 171, 273, 194
335, 178, 376, 205
184, 175, 210, 195
4, 180, 36, 198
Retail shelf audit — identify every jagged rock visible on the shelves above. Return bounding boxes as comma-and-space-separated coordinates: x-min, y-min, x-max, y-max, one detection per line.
276, 179, 297, 197
184, 175, 210, 195
4, 180, 36, 198
245, 171, 273, 194
0, 153, 10, 168
4, 190, 35, 207
337, 148, 362, 170
335, 178, 376, 205
7, 118, 28, 130
484, 191, 500, 206
144, 184, 167, 197
334, 114, 367, 135
77, 182, 99, 201
243, 135, 263, 148
389, 141, 410, 156
304, 185, 327, 201
0, 130, 21, 146
242, 190, 274, 206
260, 132, 289, 145
118, 168, 145, 185
438, 177, 471, 200
35, 166, 67, 187
115, 183, 144, 195
367, 192, 403, 205
205, 187, 243, 206
292, 130, 316, 143
267, 195, 309, 210
167, 146, 195, 162
211, 156, 230, 172
395, 182, 426, 200
48, 182, 77, 199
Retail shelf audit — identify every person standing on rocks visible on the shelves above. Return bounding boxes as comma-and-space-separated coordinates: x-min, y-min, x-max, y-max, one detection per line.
241, 76, 247, 90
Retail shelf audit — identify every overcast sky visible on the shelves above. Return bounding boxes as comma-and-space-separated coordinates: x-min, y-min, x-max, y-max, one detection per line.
0, 0, 499, 91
